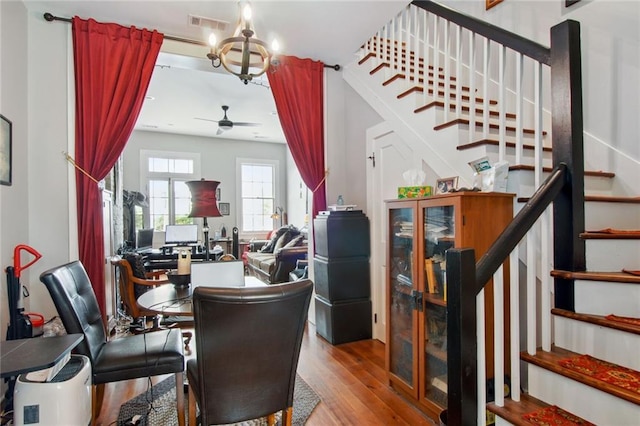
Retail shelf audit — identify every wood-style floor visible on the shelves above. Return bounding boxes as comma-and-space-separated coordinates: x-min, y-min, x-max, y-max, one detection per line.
96, 322, 436, 425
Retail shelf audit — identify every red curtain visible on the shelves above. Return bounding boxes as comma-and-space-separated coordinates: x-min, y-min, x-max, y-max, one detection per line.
267, 56, 327, 218
72, 17, 163, 314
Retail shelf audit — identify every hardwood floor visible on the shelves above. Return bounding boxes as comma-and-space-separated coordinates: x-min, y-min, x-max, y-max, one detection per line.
96, 322, 435, 425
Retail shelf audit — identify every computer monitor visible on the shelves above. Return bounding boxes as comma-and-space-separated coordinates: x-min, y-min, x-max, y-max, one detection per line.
164, 224, 199, 246
136, 228, 154, 250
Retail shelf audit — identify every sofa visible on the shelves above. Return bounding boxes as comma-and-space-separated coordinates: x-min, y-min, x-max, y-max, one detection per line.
245, 226, 308, 284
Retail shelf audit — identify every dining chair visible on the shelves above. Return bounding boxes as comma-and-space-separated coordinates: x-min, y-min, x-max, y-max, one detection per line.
111, 256, 193, 348
187, 279, 313, 426
40, 260, 186, 426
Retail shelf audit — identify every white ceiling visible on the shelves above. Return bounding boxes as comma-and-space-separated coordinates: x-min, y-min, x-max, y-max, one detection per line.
25, 0, 409, 143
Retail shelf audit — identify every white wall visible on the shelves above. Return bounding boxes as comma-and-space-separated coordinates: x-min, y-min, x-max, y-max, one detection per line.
1, 0, 30, 340
325, 69, 383, 213
26, 9, 75, 319
123, 130, 288, 239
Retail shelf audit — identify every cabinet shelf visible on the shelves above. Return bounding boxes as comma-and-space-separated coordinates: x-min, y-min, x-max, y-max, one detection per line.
424, 293, 446, 307
426, 342, 447, 362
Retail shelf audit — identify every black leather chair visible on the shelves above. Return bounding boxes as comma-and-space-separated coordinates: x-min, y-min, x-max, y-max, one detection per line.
40, 261, 185, 426
187, 279, 313, 426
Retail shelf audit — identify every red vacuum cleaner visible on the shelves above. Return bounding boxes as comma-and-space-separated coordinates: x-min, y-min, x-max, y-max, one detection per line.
5, 244, 42, 341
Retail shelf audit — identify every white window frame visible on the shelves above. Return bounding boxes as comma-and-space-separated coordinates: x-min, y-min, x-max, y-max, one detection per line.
236, 158, 280, 237
140, 150, 201, 230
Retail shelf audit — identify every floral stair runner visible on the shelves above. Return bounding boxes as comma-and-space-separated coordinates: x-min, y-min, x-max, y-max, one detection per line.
522, 405, 594, 425
558, 354, 640, 394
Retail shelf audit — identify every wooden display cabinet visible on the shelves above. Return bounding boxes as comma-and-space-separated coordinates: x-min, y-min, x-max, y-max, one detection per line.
385, 192, 514, 421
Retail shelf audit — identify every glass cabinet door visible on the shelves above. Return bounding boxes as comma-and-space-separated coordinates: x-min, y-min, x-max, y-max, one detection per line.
422, 203, 455, 408
388, 206, 416, 389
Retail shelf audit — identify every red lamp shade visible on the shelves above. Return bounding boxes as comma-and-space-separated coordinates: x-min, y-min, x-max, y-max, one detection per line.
186, 180, 222, 218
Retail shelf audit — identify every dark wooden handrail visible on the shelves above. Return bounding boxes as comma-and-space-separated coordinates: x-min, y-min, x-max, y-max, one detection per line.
475, 164, 567, 291
412, 0, 551, 64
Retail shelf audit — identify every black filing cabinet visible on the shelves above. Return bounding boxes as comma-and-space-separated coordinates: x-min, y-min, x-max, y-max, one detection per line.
313, 210, 371, 344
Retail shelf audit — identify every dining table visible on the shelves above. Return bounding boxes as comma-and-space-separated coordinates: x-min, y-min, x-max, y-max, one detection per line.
137, 276, 267, 316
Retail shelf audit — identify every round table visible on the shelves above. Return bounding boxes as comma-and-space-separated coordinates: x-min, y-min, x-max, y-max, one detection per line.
137, 276, 266, 316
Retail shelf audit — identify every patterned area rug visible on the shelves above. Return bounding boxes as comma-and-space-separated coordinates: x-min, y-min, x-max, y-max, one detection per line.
558, 354, 640, 394
606, 314, 640, 326
117, 374, 320, 426
522, 405, 594, 425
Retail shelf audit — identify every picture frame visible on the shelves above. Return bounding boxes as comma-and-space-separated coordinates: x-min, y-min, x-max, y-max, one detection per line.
219, 202, 230, 216
486, 0, 504, 10
1, 114, 12, 186
436, 176, 459, 194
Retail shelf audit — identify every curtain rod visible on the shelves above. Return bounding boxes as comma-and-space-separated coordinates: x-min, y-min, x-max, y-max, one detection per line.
43, 12, 341, 71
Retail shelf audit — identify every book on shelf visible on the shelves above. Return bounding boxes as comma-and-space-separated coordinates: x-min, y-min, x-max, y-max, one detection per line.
425, 258, 438, 294
396, 274, 413, 287
431, 374, 448, 394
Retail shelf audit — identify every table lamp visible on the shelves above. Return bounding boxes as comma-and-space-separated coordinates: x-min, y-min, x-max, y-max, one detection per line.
186, 179, 222, 261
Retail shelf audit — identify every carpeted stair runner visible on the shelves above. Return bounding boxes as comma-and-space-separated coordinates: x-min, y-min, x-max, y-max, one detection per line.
558, 354, 640, 394
522, 405, 594, 425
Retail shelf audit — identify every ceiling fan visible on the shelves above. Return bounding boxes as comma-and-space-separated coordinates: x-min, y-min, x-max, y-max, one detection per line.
195, 105, 261, 135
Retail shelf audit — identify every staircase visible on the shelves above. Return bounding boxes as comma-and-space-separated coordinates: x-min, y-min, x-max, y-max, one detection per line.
344, 1, 640, 424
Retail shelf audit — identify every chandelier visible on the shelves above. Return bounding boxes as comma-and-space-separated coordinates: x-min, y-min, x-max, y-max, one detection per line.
207, 3, 279, 84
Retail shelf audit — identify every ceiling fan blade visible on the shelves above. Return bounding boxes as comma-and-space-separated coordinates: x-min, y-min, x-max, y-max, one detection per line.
233, 122, 262, 127
194, 117, 220, 123
216, 128, 224, 135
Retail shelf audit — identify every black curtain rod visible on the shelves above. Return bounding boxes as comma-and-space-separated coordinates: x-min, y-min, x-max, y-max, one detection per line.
44, 12, 341, 71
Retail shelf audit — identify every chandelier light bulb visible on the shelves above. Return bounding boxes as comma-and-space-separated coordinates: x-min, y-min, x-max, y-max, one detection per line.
271, 39, 280, 53
208, 33, 217, 47
243, 5, 252, 22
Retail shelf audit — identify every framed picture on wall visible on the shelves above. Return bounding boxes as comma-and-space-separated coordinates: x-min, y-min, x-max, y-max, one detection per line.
1, 114, 11, 186
219, 202, 230, 215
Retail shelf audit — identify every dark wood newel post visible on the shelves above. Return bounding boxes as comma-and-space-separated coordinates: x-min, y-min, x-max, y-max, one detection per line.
550, 20, 585, 311
446, 248, 478, 426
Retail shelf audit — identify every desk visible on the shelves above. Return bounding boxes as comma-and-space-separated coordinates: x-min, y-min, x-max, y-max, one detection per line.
0, 334, 84, 378
143, 250, 223, 271
137, 276, 266, 315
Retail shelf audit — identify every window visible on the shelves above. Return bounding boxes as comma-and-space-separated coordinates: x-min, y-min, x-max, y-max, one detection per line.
238, 160, 278, 232
140, 150, 201, 230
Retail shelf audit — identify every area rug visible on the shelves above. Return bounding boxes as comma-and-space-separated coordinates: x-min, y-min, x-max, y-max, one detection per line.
117, 374, 320, 426
605, 314, 640, 327
522, 405, 594, 425
558, 354, 640, 394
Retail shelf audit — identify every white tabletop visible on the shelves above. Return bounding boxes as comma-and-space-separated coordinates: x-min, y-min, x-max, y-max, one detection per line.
137, 276, 266, 315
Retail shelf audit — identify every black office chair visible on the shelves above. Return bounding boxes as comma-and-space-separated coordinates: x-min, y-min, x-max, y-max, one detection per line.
40, 261, 185, 426
187, 279, 313, 426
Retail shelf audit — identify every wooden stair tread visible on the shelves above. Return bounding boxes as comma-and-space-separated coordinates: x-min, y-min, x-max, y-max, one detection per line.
551, 269, 640, 284
581, 230, 640, 239
509, 164, 615, 178
435, 118, 546, 135
487, 394, 561, 425
521, 346, 640, 406
583, 195, 640, 203
411, 102, 517, 119
551, 308, 640, 336
459, 139, 553, 153
517, 194, 637, 203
